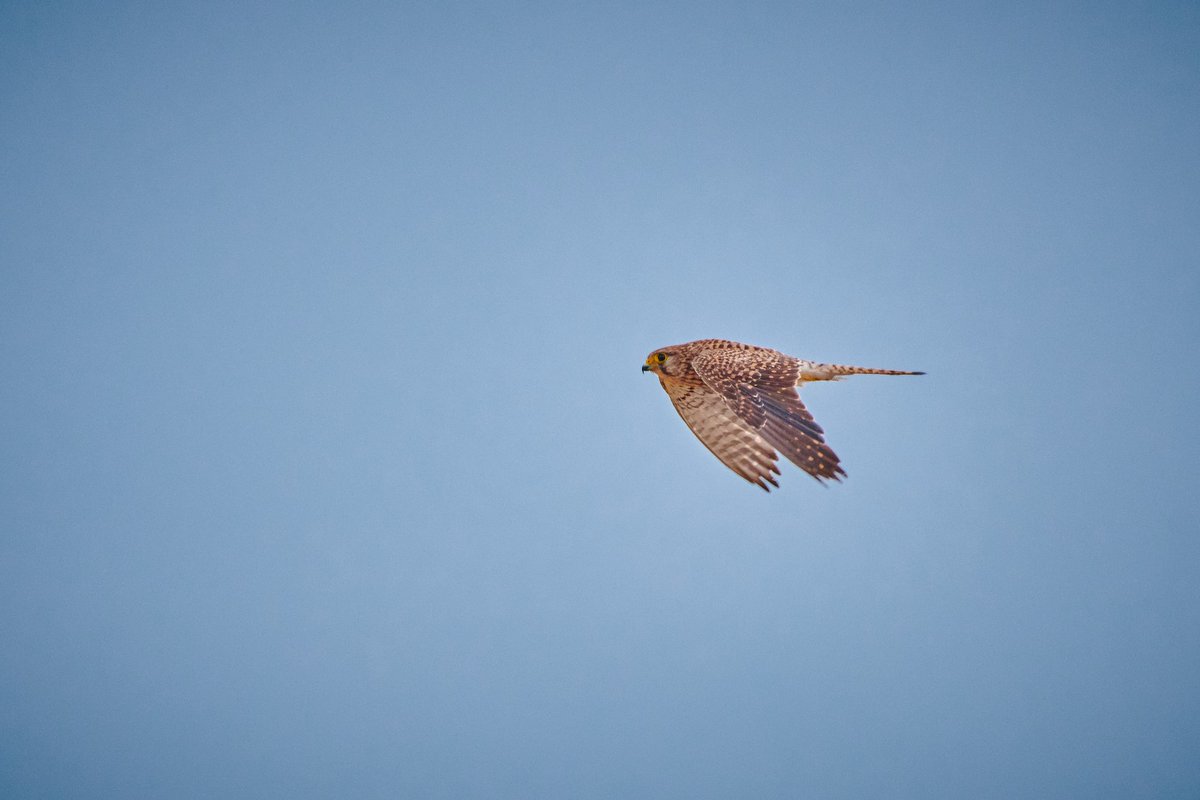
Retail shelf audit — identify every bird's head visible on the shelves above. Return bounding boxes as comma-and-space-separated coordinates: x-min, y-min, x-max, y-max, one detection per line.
642, 348, 682, 377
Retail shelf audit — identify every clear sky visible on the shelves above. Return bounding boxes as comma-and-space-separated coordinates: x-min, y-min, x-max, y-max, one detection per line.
2, 2, 1198, 797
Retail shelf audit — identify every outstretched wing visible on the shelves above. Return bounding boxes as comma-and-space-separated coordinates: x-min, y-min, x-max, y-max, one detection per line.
662, 381, 783, 491
691, 348, 845, 482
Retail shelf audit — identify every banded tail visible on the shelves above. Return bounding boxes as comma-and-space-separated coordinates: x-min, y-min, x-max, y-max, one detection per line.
796, 360, 925, 383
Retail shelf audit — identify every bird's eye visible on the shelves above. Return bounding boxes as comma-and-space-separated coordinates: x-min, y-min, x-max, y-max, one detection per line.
656, 353, 667, 363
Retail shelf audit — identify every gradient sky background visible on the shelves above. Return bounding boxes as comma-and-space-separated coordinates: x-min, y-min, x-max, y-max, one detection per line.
3, 2, 1199, 798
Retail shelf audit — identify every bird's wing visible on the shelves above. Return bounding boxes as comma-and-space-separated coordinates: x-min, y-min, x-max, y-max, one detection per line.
662, 381, 782, 491
691, 348, 845, 482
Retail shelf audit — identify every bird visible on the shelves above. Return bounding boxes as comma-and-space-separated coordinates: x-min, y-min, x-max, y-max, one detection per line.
642, 338, 923, 491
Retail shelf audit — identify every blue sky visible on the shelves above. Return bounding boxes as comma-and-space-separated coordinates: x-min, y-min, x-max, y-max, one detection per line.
2, 2, 1198, 797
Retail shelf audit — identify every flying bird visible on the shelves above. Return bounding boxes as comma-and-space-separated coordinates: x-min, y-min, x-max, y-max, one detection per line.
642, 338, 923, 491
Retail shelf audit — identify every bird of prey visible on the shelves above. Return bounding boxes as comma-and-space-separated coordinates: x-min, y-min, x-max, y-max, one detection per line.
642, 338, 922, 491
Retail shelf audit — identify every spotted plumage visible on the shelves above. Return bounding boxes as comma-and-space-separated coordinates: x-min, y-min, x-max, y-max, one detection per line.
642, 338, 922, 491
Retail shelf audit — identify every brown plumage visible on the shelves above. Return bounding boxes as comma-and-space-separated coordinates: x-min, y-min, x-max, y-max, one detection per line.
642, 338, 922, 491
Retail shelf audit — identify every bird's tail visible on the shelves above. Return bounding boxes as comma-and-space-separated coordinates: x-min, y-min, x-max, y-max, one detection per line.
796, 360, 925, 383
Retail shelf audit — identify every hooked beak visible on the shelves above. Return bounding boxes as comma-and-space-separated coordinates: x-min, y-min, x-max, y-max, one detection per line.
641, 365, 650, 372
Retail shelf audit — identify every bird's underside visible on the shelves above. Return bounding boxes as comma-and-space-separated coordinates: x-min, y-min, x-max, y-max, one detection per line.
642, 338, 923, 491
